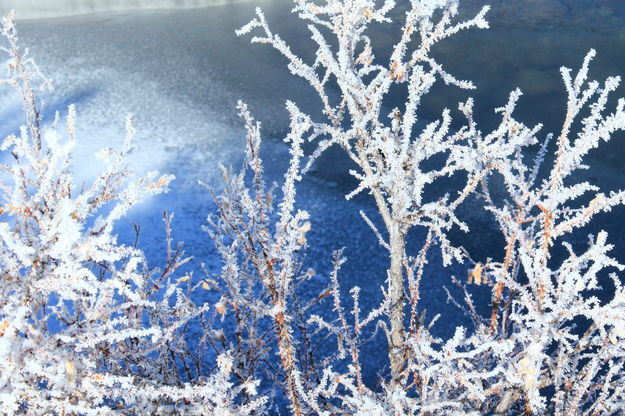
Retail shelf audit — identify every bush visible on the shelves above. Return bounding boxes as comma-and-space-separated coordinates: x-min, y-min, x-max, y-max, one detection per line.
1, 1, 625, 414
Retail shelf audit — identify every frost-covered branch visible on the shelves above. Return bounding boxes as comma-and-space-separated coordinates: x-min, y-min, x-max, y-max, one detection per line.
238, 0, 494, 386
0, 14, 266, 415
3, 0, 625, 414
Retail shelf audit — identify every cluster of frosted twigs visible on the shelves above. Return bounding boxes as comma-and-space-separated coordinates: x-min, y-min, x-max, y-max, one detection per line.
1, 1, 625, 415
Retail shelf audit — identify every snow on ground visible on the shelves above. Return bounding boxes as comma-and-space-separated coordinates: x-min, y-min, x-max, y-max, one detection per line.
0, 0, 256, 19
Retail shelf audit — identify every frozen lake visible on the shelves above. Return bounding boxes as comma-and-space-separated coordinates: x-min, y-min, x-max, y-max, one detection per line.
2, 0, 625, 387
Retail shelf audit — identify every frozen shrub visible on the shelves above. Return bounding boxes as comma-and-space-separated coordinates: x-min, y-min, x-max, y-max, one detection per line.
2, 0, 625, 414
0, 12, 266, 415
232, 0, 625, 414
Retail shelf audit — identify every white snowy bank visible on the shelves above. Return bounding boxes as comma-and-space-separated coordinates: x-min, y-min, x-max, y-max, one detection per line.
1, 0, 256, 19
